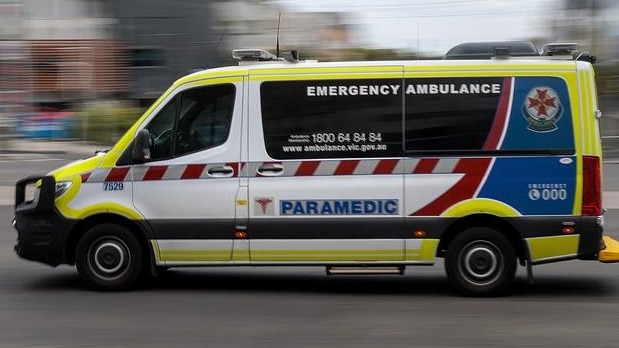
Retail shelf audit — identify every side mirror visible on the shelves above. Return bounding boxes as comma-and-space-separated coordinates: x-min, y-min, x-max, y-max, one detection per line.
132, 129, 151, 163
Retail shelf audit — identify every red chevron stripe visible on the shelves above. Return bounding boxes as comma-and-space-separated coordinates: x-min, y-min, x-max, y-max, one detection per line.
374, 159, 399, 174
105, 167, 130, 182
413, 158, 439, 174
226, 162, 241, 177
143, 166, 168, 181
81, 172, 91, 183
411, 158, 492, 216
483, 77, 512, 150
334, 160, 359, 175
181, 164, 206, 179
295, 161, 320, 176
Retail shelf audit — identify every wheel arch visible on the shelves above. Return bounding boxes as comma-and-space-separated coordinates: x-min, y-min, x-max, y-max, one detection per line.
438, 214, 525, 259
65, 213, 153, 267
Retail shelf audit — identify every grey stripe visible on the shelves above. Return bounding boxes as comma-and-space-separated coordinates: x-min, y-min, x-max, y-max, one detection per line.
433, 158, 459, 173
353, 159, 379, 175
131, 166, 148, 180
315, 160, 339, 176
392, 159, 406, 174
162, 165, 185, 180
405, 158, 420, 173
87, 168, 112, 182
283, 161, 302, 176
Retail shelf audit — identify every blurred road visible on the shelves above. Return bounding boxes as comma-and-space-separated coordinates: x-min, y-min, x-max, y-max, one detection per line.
1, 205, 619, 347
0, 138, 107, 156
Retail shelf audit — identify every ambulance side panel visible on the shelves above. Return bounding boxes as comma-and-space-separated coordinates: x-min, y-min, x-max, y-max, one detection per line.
402, 63, 601, 264
245, 67, 418, 263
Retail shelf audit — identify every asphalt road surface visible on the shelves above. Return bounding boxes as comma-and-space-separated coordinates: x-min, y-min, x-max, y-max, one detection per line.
2, 206, 619, 347
1, 153, 619, 347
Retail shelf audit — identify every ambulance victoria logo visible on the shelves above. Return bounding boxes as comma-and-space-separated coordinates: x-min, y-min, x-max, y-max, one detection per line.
254, 197, 274, 216
522, 86, 563, 132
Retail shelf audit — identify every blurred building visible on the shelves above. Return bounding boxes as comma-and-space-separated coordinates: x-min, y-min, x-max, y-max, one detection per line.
114, 0, 220, 104
212, 0, 355, 61
549, 0, 619, 96
0, 0, 223, 108
551, 0, 619, 144
552, 0, 619, 60
0, 1, 28, 118
21, 0, 127, 105
0, 0, 355, 112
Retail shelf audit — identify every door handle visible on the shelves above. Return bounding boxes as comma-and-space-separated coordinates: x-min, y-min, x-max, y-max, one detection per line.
257, 163, 284, 176
207, 165, 234, 177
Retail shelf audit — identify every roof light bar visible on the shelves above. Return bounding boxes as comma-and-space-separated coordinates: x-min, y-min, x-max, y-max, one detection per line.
232, 49, 279, 61
541, 43, 579, 56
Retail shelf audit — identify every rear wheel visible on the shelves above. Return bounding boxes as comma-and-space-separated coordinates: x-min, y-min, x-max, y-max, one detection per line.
76, 224, 143, 291
445, 227, 516, 297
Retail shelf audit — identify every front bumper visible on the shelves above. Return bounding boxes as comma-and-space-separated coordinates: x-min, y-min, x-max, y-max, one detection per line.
13, 175, 76, 267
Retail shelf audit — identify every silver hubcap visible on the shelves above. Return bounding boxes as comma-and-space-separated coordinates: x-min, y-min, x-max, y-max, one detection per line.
459, 241, 502, 285
464, 246, 498, 279
89, 237, 130, 279
94, 242, 125, 274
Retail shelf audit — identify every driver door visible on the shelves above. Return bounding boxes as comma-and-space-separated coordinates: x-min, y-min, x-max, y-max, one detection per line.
131, 78, 244, 264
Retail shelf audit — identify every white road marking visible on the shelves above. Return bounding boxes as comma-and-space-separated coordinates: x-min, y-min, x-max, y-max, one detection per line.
0, 155, 65, 163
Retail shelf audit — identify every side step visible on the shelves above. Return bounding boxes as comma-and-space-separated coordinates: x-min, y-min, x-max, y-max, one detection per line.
326, 266, 404, 275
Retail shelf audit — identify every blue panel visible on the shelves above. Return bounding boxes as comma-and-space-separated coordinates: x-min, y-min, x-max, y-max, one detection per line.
500, 77, 574, 151
478, 157, 576, 215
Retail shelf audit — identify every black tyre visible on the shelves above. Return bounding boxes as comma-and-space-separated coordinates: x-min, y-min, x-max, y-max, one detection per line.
445, 227, 516, 297
75, 224, 143, 291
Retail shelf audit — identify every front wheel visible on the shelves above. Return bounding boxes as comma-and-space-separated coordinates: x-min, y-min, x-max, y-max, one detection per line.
75, 224, 143, 291
445, 227, 516, 297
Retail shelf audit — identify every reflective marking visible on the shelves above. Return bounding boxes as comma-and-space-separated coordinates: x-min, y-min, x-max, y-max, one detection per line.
86, 169, 111, 182
372, 159, 399, 175
182, 164, 206, 179
283, 161, 302, 176
334, 160, 359, 175
82, 157, 472, 183
405, 158, 420, 173
351, 159, 375, 174
413, 158, 438, 174
106, 167, 130, 181
295, 161, 320, 176
433, 158, 459, 174
143, 166, 167, 181
315, 160, 339, 176
162, 165, 185, 180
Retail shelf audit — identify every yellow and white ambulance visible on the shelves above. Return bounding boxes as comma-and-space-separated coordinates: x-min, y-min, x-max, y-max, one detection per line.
14, 42, 619, 296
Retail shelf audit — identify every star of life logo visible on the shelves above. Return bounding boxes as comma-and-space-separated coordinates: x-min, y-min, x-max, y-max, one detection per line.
522, 86, 563, 133
254, 197, 274, 216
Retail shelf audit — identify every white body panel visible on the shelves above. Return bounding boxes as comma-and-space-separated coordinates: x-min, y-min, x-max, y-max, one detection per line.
404, 173, 464, 215
132, 79, 245, 261
69, 182, 134, 211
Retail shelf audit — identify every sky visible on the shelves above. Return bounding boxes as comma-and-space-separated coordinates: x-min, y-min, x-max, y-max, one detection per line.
274, 0, 558, 55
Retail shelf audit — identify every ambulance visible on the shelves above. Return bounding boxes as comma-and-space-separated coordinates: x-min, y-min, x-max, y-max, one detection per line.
13, 42, 619, 296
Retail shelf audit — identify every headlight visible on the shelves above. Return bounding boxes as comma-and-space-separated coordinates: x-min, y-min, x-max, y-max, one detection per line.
55, 181, 73, 198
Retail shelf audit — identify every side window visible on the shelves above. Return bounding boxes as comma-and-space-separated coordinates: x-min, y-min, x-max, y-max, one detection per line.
145, 98, 176, 160
261, 79, 403, 159
404, 76, 574, 154
144, 83, 235, 161
404, 77, 504, 152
